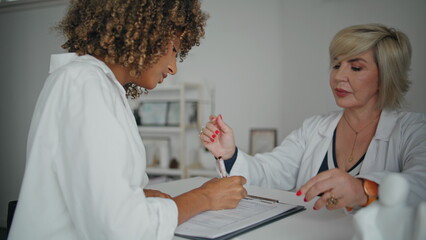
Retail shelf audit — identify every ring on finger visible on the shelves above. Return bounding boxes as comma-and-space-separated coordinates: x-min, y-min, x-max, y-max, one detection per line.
326, 195, 338, 207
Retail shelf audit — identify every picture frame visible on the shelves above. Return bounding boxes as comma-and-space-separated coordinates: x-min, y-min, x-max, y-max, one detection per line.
186, 101, 198, 127
138, 102, 168, 126
166, 102, 180, 126
166, 101, 198, 127
249, 128, 277, 155
141, 136, 171, 169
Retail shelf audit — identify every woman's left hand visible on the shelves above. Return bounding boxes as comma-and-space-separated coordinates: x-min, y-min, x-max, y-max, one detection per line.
144, 189, 173, 199
297, 168, 367, 210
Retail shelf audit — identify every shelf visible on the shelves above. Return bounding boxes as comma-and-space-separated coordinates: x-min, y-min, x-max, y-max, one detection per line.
146, 167, 182, 176
138, 126, 199, 136
188, 168, 218, 178
130, 82, 205, 179
139, 126, 181, 134
156, 83, 201, 91
131, 83, 201, 102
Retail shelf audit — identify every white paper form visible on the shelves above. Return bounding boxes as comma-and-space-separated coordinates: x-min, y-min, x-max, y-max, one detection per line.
175, 196, 301, 239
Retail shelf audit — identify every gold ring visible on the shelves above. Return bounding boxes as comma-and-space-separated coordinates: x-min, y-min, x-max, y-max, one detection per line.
326, 195, 338, 207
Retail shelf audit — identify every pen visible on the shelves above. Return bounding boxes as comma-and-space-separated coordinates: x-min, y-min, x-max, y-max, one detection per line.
216, 156, 228, 178
246, 195, 279, 203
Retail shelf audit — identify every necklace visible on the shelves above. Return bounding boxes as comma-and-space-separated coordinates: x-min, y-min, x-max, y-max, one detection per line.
342, 113, 380, 162
124, 82, 149, 99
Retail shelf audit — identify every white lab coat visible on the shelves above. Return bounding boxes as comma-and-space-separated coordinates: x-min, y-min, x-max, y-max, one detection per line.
8, 53, 178, 240
231, 110, 426, 206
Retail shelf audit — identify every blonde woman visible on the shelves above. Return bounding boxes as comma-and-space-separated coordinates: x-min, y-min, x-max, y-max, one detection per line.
201, 24, 426, 211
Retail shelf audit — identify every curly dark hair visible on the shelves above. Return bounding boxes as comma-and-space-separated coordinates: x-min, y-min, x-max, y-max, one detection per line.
57, 0, 208, 77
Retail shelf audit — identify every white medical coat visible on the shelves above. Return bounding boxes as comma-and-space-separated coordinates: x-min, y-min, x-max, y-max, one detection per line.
231, 110, 426, 206
8, 53, 178, 240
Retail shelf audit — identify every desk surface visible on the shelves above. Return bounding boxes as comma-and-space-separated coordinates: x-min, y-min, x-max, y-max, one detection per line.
150, 177, 355, 240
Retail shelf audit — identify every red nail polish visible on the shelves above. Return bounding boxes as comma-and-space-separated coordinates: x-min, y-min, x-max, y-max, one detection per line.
296, 190, 302, 196
313, 207, 317, 210
219, 114, 223, 119
304, 198, 308, 202
212, 134, 216, 138
210, 116, 215, 121
211, 139, 215, 142
215, 130, 220, 135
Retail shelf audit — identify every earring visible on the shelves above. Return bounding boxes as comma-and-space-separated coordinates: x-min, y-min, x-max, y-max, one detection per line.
124, 82, 148, 99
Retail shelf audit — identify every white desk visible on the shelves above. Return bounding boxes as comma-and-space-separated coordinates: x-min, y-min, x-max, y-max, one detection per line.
150, 177, 355, 240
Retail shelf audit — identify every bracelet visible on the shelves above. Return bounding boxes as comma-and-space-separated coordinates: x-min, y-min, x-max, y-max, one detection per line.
361, 179, 378, 207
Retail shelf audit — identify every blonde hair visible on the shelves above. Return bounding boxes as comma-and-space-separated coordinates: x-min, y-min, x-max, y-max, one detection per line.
329, 24, 412, 110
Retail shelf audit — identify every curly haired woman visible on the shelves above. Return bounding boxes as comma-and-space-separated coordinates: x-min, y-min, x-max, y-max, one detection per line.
8, 1, 247, 239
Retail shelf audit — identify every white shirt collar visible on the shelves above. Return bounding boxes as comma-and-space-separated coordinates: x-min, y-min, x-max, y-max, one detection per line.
49, 53, 126, 96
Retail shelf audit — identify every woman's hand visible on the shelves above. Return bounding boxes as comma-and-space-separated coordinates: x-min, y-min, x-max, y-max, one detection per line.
297, 168, 367, 210
173, 176, 247, 224
198, 176, 248, 210
199, 114, 236, 159
144, 189, 173, 199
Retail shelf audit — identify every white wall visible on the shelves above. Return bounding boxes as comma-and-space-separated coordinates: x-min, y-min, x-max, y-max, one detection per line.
0, 1, 68, 227
180, 0, 426, 148
1, 0, 425, 227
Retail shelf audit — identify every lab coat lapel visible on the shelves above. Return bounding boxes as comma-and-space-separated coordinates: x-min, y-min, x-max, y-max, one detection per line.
361, 110, 398, 172
306, 111, 342, 181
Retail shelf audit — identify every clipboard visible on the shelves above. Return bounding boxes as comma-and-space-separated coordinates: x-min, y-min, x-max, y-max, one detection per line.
175, 195, 306, 240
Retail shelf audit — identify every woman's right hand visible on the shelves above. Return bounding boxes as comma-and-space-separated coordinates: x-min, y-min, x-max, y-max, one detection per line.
198, 176, 247, 210
199, 114, 236, 160
173, 176, 247, 224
